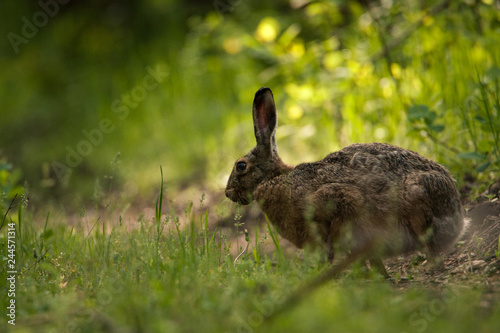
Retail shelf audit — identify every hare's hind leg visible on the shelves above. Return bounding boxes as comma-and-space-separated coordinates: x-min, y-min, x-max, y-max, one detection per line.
407, 214, 463, 275
404, 171, 464, 255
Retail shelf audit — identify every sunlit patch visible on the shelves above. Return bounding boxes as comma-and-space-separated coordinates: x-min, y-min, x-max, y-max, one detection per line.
287, 104, 304, 120
411, 77, 423, 96
358, 12, 374, 34
285, 83, 314, 102
299, 124, 316, 138
223, 37, 242, 54
390, 63, 402, 79
289, 42, 305, 58
374, 127, 388, 140
305, 2, 324, 16
347, 59, 361, 75
323, 51, 344, 71
323, 37, 340, 51
290, 0, 311, 9
379, 77, 394, 98
297, 85, 314, 101
255, 17, 280, 43
356, 63, 374, 86
471, 44, 490, 64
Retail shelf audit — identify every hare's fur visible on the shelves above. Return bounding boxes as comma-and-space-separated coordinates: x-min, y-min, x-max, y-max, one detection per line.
226, 88, 465, 263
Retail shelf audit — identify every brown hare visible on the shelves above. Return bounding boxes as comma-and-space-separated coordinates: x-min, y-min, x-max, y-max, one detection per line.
225, 87, 465, 274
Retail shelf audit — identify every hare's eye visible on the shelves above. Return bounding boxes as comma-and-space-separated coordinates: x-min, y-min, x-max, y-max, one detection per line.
236, 161, 247, 172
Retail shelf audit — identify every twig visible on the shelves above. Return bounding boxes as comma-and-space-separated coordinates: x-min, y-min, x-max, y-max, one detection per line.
0, 193, 18, 230
370, 0, 451, 62
234, 229, 250, 265
368, 7, 394, 78
136, 256, 149, 267
23, 246, 52, 273
79, 217, 101, 251
264, 240, 376, 322
423, 129, 461, 155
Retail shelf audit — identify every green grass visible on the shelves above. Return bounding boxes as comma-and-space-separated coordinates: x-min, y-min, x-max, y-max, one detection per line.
1, 178, 500, 333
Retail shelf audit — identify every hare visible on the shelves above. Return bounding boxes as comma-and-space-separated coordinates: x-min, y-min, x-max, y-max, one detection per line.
225, 87, 465, 274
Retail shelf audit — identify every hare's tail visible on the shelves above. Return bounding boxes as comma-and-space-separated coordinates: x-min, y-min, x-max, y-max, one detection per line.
428, 213, 468, 255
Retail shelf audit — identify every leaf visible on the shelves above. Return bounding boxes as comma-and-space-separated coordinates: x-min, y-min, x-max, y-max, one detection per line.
0, 163, 12, 172
474, 115, 487, 123
476, 162, 490, 173
41, 229, 54, 240
428, 124, 445, 132
408, 105, 430, 121
458, 152, 486, 160
424, 110, 437, 125
408, 105, 440, 129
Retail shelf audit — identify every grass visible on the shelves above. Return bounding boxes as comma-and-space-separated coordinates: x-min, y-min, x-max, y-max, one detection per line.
1, 175, 500, 333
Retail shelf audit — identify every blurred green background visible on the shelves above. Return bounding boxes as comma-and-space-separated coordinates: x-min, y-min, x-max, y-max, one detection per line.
1, 0, 499, 208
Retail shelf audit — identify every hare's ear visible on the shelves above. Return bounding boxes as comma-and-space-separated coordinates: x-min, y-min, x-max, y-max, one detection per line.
252, 87, 278, 155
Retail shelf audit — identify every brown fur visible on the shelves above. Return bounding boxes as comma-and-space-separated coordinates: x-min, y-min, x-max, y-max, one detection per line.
225, 87, 465, 264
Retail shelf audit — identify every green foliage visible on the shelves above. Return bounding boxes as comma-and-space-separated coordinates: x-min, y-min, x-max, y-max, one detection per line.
0, 160, 26, 231
1, 1, 499, 202
198, 0, 500, 187
0, 162, 23, 201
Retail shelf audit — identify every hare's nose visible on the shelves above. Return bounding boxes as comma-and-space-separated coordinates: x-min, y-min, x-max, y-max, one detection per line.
225, 188, 239, 203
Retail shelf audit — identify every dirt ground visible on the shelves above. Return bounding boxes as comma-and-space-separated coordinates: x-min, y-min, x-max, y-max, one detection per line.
386, 200, 500, 284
